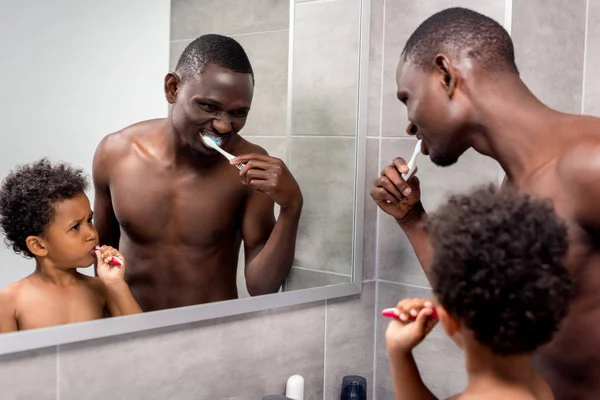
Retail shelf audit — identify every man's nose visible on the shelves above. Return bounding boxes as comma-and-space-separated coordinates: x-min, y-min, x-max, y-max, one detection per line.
212, 115, 233, 134
406, 121, 419, 136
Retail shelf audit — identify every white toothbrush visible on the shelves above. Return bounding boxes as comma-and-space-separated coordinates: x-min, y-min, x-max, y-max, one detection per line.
201, 135, 245, 170
402, 139, 422, 181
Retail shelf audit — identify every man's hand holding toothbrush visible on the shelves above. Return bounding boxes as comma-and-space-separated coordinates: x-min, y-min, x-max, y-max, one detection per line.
371, 140, 435, 277
230, 153, 303, 212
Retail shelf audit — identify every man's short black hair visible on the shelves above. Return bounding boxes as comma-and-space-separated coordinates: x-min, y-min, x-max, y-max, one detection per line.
428, 184, 572, 355
0, 158, 88, 258
175, 34, 254, 84
402, 7, 518, 74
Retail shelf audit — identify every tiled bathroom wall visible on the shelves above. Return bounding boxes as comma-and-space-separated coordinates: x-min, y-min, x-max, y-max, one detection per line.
0, 1, 597, 399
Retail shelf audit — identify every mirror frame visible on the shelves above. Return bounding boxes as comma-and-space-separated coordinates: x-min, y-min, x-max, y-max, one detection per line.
0, 0, 371, 356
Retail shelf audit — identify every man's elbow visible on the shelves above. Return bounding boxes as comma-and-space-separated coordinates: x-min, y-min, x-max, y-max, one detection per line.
246, 281, 281, 297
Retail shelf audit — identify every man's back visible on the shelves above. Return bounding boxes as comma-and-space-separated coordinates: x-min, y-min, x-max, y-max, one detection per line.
502, 115, 600, 399
93, 119, 272, 311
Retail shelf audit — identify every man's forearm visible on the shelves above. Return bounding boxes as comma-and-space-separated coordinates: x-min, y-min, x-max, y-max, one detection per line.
396, 204, 434, 281
389, 351, 438, 400
246, 206, 301, 295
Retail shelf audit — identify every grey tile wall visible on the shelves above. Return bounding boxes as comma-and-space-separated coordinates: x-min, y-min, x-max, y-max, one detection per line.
512, 0, 586, 114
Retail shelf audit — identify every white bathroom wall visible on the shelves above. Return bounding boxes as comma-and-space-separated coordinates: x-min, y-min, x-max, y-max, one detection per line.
0, 0, 170, 288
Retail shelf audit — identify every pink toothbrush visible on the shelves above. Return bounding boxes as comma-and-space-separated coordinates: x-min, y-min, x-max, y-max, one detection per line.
90, 246, 123, 266
381, 307, 438, 320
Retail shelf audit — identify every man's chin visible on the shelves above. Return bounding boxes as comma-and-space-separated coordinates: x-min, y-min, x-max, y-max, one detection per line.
431, 154, 458, 167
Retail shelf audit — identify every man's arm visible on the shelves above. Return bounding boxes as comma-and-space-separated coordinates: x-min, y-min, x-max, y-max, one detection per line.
241, 191, 301, 295
371, 157, 435, 279
233, 152, 303, 296
0, 286, 18, 333
92, 136, 121, 249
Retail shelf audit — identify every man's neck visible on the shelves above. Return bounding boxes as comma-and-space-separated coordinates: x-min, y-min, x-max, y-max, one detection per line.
465, 73, 574, 185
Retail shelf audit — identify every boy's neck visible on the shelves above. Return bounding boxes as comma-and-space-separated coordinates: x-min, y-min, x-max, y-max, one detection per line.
34, 259, 82, 286
464, 340, 538, 388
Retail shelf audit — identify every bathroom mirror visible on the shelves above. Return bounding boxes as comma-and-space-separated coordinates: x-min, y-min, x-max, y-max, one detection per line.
0, 0, 369, 354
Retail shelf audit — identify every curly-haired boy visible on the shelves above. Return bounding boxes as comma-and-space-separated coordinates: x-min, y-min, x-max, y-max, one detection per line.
385, 185, 573, 400
0, 158, 141, 332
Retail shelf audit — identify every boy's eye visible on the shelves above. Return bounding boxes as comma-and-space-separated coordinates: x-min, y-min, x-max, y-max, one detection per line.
71, 223, 80, 231
87, 217, 93, 223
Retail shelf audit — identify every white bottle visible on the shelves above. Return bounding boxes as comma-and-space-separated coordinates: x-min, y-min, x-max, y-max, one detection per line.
285, 375, 305, 400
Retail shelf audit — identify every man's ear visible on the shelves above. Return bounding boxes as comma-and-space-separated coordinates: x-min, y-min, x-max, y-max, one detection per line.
26, 235, 48, 258
435, 54, 458, 97
164, 72, 181, 104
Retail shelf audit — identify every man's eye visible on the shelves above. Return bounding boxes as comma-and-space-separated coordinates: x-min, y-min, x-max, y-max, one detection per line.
232, 111, 248, 118
199, 103, 218, 112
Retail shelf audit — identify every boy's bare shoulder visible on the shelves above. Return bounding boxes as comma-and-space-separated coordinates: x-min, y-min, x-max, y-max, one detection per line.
0, 277, 30, 307
80, 274, 107, 299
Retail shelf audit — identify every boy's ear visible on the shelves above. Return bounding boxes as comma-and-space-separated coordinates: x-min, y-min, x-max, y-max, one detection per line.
437, 306, 461, 337
26, 235, 48, 258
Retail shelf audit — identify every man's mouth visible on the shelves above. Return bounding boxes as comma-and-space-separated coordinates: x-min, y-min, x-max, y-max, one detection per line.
199, 131, 227, 149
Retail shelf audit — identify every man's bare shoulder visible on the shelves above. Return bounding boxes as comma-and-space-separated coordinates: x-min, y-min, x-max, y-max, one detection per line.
233, 136, 270, 157
95, 119, 167, 163
557, 137, 600, 189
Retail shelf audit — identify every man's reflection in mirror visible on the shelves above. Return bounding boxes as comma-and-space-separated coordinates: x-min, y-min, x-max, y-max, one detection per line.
93, 34, 303, 311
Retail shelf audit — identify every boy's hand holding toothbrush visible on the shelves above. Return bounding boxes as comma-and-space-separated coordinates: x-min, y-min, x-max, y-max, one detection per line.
384, 298, 439, 355
93, 245, 127, 286
371, 139, 424, 223
230, 154, 303, 212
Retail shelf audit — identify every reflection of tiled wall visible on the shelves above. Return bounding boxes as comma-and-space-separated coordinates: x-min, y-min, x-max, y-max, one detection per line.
286, 0, 360, 290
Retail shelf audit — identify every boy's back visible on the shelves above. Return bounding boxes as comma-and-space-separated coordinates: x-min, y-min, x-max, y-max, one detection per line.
384, 185, 572, 400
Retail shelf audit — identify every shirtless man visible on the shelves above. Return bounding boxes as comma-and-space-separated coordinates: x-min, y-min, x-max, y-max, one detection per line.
370, 8, 600, 400
93, 34, 303, 312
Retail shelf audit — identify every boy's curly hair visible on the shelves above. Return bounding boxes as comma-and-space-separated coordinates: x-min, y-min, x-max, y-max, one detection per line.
428, 184, 573, 355
0, 158, 88, 258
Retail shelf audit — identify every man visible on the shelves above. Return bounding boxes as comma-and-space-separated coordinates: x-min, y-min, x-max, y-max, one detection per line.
93, 34, 303, 312
371, 7, 600, 400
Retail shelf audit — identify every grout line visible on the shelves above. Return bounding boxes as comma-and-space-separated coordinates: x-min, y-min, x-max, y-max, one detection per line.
292, 266, 352, 277
286, 0, 295, 166
582, 0, 590, 114
323, 299, 328, 397
289, 135, 357, 139
170, 29, 289, 43
56, 345, 60, 400
372, 280, 380, 400
373, 1, 387, 397
377, 279, 431, 290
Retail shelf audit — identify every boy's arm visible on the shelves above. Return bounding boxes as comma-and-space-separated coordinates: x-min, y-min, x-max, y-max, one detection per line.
0, 287, 19, 332
104, 281, 142, 317
386, 298, 440, 400
389, 351, 438, 400
94, 246, 142, 316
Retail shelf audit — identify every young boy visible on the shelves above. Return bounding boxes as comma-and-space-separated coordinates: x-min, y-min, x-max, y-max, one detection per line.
385, 185, 573, 400
0, 158, 142, 332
